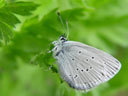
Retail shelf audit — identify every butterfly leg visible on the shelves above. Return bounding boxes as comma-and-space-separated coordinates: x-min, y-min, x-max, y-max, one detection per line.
48, 40, 58, 53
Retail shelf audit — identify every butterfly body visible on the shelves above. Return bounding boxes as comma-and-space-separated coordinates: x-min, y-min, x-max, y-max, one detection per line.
52, 35, 121, 91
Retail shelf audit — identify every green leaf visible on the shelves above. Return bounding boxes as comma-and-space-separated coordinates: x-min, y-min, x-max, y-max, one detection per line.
30, 51, 57, 73
0, 1, 38, 44
4, 1, 39, 16
0, 11, 20, 27
0, 22, 12, 44
0, 0, 5, 8
57, 0, 86, 10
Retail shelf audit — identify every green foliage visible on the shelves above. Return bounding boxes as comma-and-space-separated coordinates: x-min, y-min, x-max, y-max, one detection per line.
0, 0, 5, 8
0, 1, 38, 44
0, 0, 128, 96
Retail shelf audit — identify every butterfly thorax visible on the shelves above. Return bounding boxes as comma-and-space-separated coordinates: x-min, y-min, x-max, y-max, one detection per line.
52, 36, 67, 57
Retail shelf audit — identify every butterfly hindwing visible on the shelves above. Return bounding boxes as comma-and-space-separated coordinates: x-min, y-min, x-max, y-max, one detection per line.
55, 41, 121, 90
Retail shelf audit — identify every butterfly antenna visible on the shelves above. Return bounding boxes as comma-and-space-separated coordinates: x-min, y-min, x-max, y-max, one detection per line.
66, 20, 69, 38
57, 11, 66, 37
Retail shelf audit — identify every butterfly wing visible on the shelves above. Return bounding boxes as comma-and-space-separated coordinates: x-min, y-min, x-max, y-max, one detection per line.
55, 41, 121, 90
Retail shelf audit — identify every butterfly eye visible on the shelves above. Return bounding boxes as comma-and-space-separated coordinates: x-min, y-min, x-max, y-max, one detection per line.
60, 37, 65, 40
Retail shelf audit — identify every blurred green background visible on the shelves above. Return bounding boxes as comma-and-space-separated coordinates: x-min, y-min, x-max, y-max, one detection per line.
0, 0, 128, 96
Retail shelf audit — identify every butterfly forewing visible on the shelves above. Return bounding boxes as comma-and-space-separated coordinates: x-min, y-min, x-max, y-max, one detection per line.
55, 41, 121, 90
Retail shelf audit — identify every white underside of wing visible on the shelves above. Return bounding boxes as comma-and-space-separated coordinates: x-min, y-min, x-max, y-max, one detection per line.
54, 41, 121, 91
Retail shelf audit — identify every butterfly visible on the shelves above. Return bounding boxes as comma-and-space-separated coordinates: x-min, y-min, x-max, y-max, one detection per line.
51, 12, 121, 91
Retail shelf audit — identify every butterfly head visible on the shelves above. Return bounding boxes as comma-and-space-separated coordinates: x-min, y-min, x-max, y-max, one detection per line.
52, 35, 67, 46
59, 34, 67, 42
52, 12, 68, 48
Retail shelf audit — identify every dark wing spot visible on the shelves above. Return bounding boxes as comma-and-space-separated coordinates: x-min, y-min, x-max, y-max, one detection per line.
86, 59, 88, 61
86, 69, 89, 71
88, 84, 91, 88
92, 57, 94, 59
101, 73, 105, 76
72, 58, 74, 60
81, 69, 84, 72
79, 51, 81, 53
111, 71, 114, 74
115, 67, 118, 70
74, 75, 78, 78
106, 75, 110, 78
76, 68, 79, 71
97, 77, 101, 80
90, 67, 92, 69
